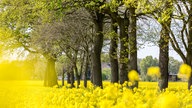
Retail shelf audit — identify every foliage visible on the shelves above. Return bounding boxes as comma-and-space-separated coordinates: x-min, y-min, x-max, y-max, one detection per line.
102, 68, 111, 80
139, 56, 158, 81
0, 0, 49, 46
0, 81, 191, 108
169, 57, 182, 74
101, 53, 110, 63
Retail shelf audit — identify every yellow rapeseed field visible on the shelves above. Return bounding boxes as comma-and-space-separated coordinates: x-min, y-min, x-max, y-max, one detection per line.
0, 80, 191, 108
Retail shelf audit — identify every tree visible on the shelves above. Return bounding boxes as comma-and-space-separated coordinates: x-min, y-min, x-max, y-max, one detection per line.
109, 18, 119, 83
0, 0, 92, 87
127, 1, 138, 87
32, 22, 66, 86
82, 0, 106, 88
0, 0, 60, 87
158, 12, 172, 90
161, 0, 192, 89
173, 0, 192, 89
33, 6, 94, 88
44, 0, 105, 88
169, 57, 182, 74
139, 56, 159, 81
105, 0, 130, 85
150, 0, 173, 90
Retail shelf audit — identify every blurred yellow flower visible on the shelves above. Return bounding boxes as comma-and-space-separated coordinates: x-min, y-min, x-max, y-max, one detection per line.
123, 81, 128, 87
128, 82, 133, 86
153, 94, 179, 108
0, 81, 191, 108
128, 70, 139, 82
147, 67, 160, 78
178, 64, 192, 80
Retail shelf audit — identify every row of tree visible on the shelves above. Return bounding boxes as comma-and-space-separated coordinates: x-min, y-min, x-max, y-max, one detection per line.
0, 0, 191, 90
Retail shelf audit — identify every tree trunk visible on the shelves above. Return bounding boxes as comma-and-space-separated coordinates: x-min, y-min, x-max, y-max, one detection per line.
110, 18, 119, 83
74, 63, 80, 88
187, 4, 192, 89
158, 1, 172, 91
44, 57, 58, 87
128, 7, 138, 88
187, 44, 192, 90
158, 24, 170, 91
70, 66, 75, 88
67, 71, 71, 84
62, 68, 65, 86
84, 52, 89, 88
118, 18, 129, 84
188, 72, 192, 90
91, 12, 104, 88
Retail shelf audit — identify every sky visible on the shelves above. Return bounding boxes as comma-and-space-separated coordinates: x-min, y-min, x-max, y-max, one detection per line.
138, 45, 182, 61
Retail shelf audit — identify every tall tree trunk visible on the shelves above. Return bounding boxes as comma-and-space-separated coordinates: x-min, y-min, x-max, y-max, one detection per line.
128, 7, 138, 88
89, 52, 93, 83
118, 18, 129, 84
187, 4, 192, 89
159, 18, 172, 90
110, 18, 119, 83
67, 71, 71, 84
159, 27, 169, 90
91, 12, 104, 88
109, 10, 129, 85
158, 1, 172, 91
74, 63, 80, 88
159, 24, 169, 91
70, 66, 75, 88
44, 57, 58, 87
62, 68, 65, 86
84, 52, 89, 88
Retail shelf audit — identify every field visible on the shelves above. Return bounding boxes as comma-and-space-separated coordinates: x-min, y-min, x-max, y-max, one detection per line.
0, 81, 191, 108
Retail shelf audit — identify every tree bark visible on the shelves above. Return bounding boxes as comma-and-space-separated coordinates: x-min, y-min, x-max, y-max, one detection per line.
109, 10, 129, 85
187, 4, 192, 89
84, 52, 89, 88
110, 18, 119, 83
158, 24, 170, 91
44, 57, 58, 87
91, 12, 104, 88
70, 66, 75, 88
67, 71, 71, 84
62, 68, 65, 86
128, 7, 138, 88
74, 63, 80, 88
158, 1, 172, 91
118, 18, 129, 84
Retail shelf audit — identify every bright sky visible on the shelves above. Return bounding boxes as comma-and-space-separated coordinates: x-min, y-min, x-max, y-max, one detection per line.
0, 48, 29, 62
138, 45, 182, 61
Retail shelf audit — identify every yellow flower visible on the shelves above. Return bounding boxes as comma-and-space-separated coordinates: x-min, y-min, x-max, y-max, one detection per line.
178, 64, 192, 80
128, 70, 139, 82
147, 67, 160, 78
153, 94, 179, 108
122, 81, 128, 87
128, 82, 133, 86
